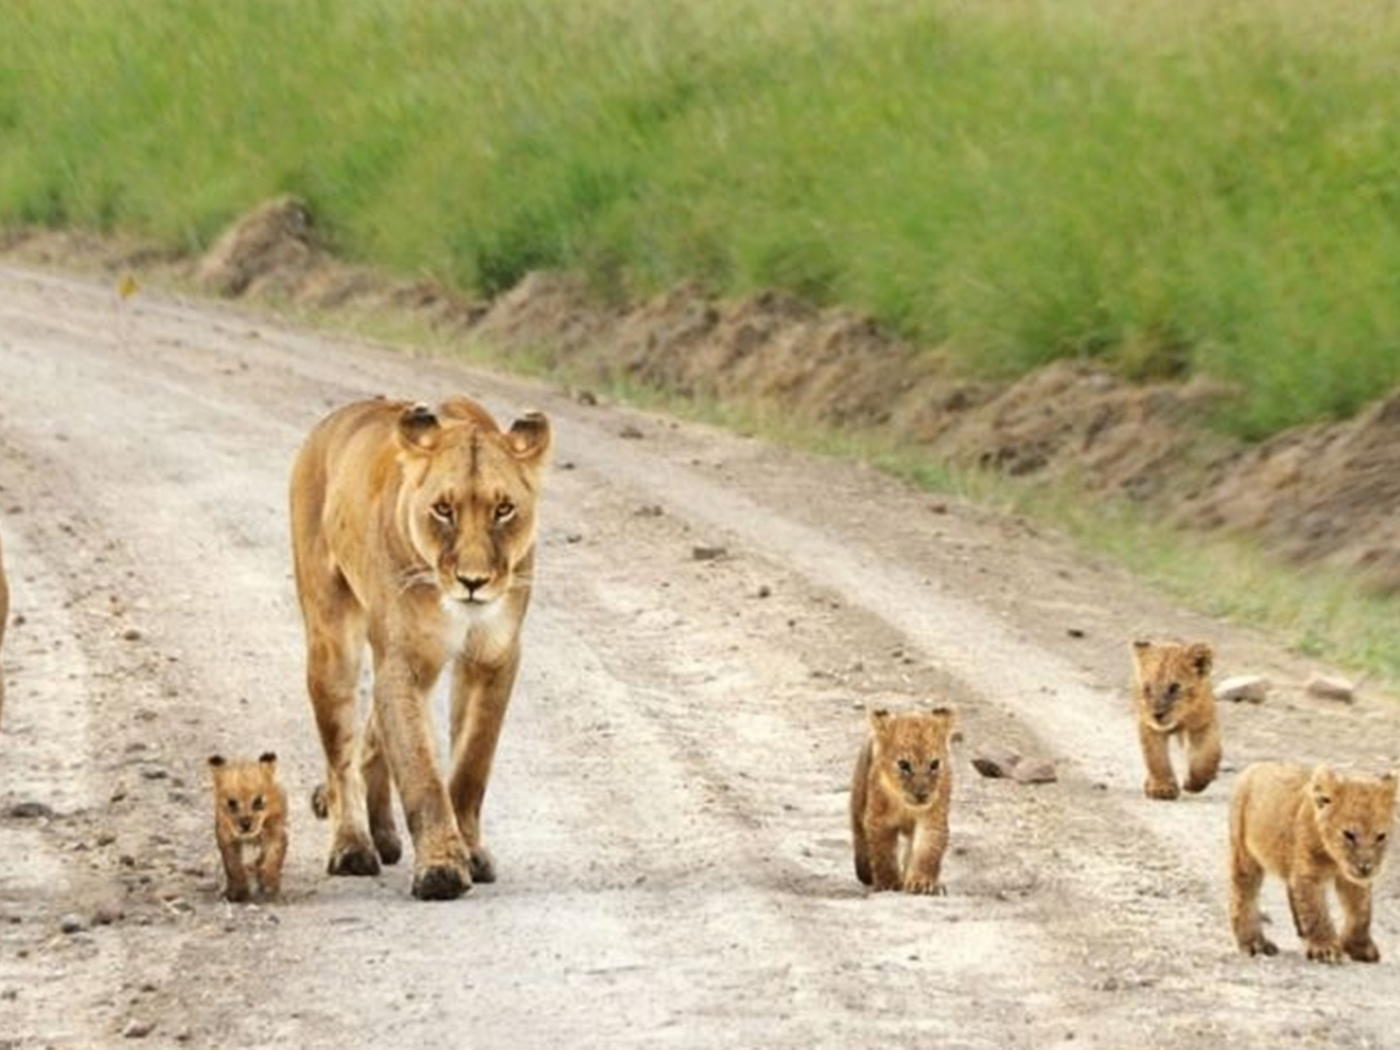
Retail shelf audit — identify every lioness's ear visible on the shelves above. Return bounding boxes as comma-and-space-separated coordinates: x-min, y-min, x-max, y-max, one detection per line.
208, 754, 226, 768
397, 403, 442, 452
1188, 643, 1214, 677
259, 751, 278, 766
508, 411, 551, 463
1310, 765, 1338, 809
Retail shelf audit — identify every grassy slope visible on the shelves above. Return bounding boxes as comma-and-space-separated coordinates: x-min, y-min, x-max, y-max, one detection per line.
5, 1, 1400, 437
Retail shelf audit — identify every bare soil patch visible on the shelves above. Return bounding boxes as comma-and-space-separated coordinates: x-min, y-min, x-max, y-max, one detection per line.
5, 199, 1399, 591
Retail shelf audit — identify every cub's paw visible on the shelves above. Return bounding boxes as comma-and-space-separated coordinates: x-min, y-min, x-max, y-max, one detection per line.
1144, 780, 1180, 801
468, 844, 497, 884
1344, 939, 1381, 964
327, 843, 381, 877
1239, 934, 1278, 958
222, 884, 251, 904
1306, 940, 1345, 964
411, 861, 472, 901
902, 877, 947, 896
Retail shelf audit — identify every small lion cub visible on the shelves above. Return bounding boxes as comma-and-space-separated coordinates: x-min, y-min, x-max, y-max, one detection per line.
209, 752, 289, 903
851, 706, 955, 895
1130, 639, 1221, 800
1230, 761, 1396, 963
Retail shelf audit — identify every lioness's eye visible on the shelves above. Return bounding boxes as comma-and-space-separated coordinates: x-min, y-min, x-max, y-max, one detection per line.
431, 500, 455, 523
1343, 829, 1358, 845
896, 759, 913, 776
252, 795, 265, 812
225, 798, 238, 813
495, 500, 516, 523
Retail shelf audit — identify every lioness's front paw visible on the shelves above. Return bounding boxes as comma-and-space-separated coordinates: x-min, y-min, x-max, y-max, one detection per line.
411, 861, 472, 901
1344, 938, 1381, 963
1144, 780, 1180, 801
373, 828, 403, 867
903, 877, 946, 896
1306, 939, 1345, 964
327, 843, 381, 877
1182, 775, 1215, 794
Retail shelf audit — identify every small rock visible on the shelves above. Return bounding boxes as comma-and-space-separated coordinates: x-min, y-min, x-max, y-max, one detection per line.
691, 545, 728, 562
6, 801, 55, 820
1066, 627, 1086, 639
1305, 673, 1355, 702
93, 902, 125, 926
1011, 759, 1058, 785
573, 389, 598, 406
122, 1019, 155, 1039
1215, 674, 1270, 705
756, 584, 772, 599
971, 746, 1022, 779
59, 913, 87, 935
121, 627, 143, 642
619, 424, 644, 440
634, 505, 664, 518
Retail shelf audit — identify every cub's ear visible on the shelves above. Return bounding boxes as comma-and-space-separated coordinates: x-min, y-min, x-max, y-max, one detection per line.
397, 403, 442, 452
258, 751, 278, 766
507, 411, 551, 463
867, 707, 892, 730
1309, 765, 1339, 809
1188, 642, 1214, 677
1380, 771, 1398, 802
930, 704, 956, 726
1130, 640, 1153, 666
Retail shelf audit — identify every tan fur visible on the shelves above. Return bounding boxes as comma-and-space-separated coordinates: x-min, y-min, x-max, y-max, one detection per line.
1230, 761, 1397, 962
851, 707, 955, 895
209, 752, 288, 903
1131, 640, 1221, 800
0, 530, 8, 728
289, 397, 550, 900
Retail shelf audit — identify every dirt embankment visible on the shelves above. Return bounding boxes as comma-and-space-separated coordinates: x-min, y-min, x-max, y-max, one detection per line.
8, 197, 1398, 590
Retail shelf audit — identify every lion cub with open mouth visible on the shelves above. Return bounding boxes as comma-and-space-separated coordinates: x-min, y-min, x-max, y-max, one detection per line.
209, 752, 289, 903
851, 706, 955, 895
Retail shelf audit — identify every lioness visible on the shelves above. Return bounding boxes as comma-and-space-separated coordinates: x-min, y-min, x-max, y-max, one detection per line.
851, 706, 955, 895
290, 397, 550, 900
1230, 761, 1396, 962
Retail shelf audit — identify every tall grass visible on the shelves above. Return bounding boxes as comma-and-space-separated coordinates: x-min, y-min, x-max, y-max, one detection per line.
4, 0, 1400, 436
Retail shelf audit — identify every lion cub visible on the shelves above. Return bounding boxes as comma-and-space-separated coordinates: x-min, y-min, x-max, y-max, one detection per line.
851, 706, 954, 895
1230, 762, 1396, 962
209, 752, 289, 903
1130, 640, 1221, 800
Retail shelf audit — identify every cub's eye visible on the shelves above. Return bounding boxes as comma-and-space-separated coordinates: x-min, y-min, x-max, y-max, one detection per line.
225, 798, 239, 813
1378, 832, 1388, 844
928, 759, 942, 773
494, 500, 516, 523
1165, 683, 1182, 700
1343, 829, 1359, 845
431, 500, 455, 523
252, 795, 266, 812
896, 759, 914, 776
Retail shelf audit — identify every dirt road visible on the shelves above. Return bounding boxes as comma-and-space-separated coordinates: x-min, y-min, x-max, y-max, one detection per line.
0, 264, 1396, 1048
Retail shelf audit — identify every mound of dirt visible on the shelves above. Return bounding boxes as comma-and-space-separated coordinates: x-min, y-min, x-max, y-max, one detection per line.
9, 198, 1399, 593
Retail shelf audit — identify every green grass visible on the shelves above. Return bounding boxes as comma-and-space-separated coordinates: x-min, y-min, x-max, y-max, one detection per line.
5, 0, 1400, 436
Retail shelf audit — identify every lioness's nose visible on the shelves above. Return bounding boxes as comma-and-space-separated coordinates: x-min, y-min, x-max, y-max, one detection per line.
457, 573, 490, 595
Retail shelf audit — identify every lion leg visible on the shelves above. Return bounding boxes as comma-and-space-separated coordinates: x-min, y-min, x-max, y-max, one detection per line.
361, 708, 403, 866
258, 825, 289, 901
1137, 722, 1179, 800
1288, 876, 1343, 963
304, 604, 379, 877
1182, 718, 1222, 794
372, 658, 470, 900
903, 817, 949, 896
447, 653, 520, 884
1336, 879, 1380, 963
1228, 833, 1275, 956
865, 824, 903, 892
850, 743, 874, 886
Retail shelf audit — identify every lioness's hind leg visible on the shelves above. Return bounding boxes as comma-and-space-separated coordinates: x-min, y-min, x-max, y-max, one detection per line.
362, 708, 403, 866
303, 593, 379, 877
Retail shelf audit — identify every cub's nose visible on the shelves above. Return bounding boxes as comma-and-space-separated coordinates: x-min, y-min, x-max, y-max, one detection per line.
239, 817, 253, 833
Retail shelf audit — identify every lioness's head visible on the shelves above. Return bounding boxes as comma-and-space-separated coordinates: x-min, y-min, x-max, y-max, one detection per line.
396, 400, 551, 607
1310, 766, 1397, 884
1131, 639, 1213, 732
209, 752, 280, 842
869, 706, 955, 808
